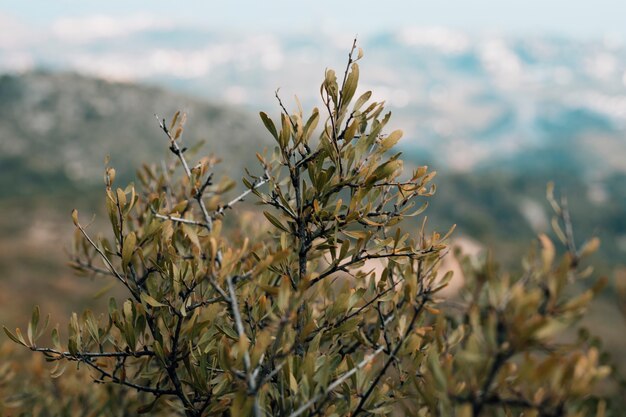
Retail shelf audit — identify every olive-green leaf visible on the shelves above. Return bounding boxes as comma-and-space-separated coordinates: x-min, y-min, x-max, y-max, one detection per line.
259, 111, 279, 140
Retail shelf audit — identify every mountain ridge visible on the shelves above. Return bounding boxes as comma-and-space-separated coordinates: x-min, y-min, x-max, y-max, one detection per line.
0, 70, 271, 197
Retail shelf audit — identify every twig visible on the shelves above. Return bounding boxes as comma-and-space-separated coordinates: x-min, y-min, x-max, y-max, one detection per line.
213, 177, 269, 217
287, 346, 385, 417
156, 115, 214, 232
151, 208, 209, 228
32, 347, 155, 359
72, 215, 132, 294
352, 303, 424, 416
226, 274, 260, 417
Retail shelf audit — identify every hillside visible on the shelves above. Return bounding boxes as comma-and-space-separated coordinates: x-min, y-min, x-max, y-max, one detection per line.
0, 71, 270, 198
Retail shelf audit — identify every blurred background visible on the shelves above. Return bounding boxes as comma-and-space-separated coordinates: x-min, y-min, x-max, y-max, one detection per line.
0, 0, 625, 360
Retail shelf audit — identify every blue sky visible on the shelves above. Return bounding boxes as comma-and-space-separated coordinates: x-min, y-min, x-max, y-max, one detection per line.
2, 0, 625, 39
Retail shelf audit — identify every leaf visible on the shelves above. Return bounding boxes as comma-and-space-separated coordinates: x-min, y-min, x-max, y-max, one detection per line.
428, 352, 447, 391
116, 187, 127, 207
343, 230, 369, 240
141, 293, 167, 308
50, 362, 67, 379
3, 326, 27, 346
174, 125, 184, 140
579, 237, 600, 258
122, 231, 137, 268
366, 160, 402, 185
551, 217, 567, 245
182, 223, 201, 250
538, 234, 555, 272
353, 91, 372, 112
341, 63, 359, 108
380, 130, 403, 151
27, 306, 40, 345
263, 211, 289, 233
259, 112, 278, 140
280, 113, 292, 148
303, 108, 320, 141
51, 326, 61, 350
216, 324, 239, 341
169, 110, 181, 131
289, 372, 299, 394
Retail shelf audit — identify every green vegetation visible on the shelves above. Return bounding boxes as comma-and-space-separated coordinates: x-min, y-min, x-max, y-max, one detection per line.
1, 47, 618, 416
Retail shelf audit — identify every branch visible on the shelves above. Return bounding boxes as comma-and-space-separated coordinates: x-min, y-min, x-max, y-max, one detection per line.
287, 346, 385, 417
69, 259, 117, 277
72, 213, 134, 295
226, 274, 260, 417
151, 208, 209, 228
156, 114, 214, 233
352, 303, 424, 416
83, 359, 177, 396
213, 177, 269, 217
309, 248, 436, 287
32, 347, 155, 359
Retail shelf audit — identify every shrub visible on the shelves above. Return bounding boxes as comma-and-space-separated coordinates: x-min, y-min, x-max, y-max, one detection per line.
4, 44, 611, 416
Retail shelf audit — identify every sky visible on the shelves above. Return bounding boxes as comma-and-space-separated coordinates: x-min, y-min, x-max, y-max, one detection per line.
2, 0, 625, 39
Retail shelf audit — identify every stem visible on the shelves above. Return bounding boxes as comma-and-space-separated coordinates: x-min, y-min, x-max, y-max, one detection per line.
287, 346, 385, 417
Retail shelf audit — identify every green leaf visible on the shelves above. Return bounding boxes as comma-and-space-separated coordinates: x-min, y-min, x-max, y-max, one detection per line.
303, 108, 320, 142
28, 306, 40, 345
182, 223, 201, 250
259, 112, 279, 141
51, 326, 61, 350
353, 91, 372, 112
50, 362, 67, 378
216, 324, 239, 341
263, 211, 290, 233
122, 231, 137, 268
280, 113, 292, 148
341, 63, 359, 109
140, 293, 167, 308
3, 326, 27, 346
380, 129, 403, 151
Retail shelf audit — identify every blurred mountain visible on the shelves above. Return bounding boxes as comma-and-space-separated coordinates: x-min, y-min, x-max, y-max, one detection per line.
0, 71, 270, 199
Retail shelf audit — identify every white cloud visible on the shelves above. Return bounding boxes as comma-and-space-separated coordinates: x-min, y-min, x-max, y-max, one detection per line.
0, 13, 41, 49
51, 14, 174, 44
479, 38, 523, 84
398, 26, 470, 55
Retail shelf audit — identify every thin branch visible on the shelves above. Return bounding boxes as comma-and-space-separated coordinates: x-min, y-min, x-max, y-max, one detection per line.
32, 347, 155, 359
156, 114, 214, 233
352, 303, 424, 416
73, 216, 133, 294
309, 248, 436, 287
151, 209, 209, 228
226, 274, 260, 417
84, 359, 177, 396
69, 260, 117, 277
213, 177, 269, 217
336, 37, 358, 113
287, 346, 385, 417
